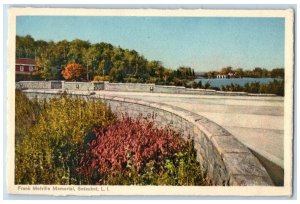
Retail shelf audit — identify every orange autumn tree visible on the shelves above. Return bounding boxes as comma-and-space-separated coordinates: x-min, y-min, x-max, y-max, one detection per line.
62, 63, 86, 81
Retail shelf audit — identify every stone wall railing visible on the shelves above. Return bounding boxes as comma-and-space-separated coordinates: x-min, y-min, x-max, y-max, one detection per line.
16, 81, 52, 90
16, 81, 104, 91
104, 82, 221, 95
104, 82, 154, 92
16, 81, 277, 96
63, 81, 94, 91
22, 89, 274, 186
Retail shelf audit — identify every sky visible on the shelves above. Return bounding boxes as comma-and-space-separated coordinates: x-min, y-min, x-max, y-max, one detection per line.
16, 16, 285, 72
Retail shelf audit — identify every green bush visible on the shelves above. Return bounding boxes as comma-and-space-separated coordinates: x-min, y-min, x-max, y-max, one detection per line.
15, 90, 43, 144
15, 93, 115, 184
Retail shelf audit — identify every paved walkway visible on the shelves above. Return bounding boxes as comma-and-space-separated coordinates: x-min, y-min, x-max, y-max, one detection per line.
96, 91, 284, 169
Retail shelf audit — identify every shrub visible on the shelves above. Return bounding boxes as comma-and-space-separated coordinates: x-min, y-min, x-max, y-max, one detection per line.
62, 63, 86, 81
15, 90, 43, 144
78, 115, 206, 185
15, 94, 115, 184
219, 79, 284, 96
191, 82, 198, 89
124, 77, 138, 83
93, 75, 111, 81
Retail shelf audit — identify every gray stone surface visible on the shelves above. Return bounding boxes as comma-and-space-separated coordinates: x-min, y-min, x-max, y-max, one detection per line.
222, 152, 270, 177
211, 136, 251, 155
16, 81, 52, 89
229, 175, 274, 186
63, 82, 95, 91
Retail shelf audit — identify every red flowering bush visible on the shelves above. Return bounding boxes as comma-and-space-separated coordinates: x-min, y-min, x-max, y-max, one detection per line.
78, 115, 206, 185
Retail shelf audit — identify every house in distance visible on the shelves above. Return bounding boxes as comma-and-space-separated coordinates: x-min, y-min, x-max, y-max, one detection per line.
15, 58, 37, 81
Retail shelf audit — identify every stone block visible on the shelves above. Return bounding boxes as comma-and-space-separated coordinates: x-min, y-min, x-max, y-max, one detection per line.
124, 98, 139, 104
195, 121, 232, 139
136, 100, 150, 107
212, 166, 229, 186
229, 175, 274, 186
112, 97, 125, 102
103, 96, 113, 101
204, 140, 213, 159
211, 136, 251, 156
222, 152, 271, 178
195, 116, 212, 124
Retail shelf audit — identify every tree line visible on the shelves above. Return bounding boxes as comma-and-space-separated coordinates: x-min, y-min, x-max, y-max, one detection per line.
190, 79, 284, 96
206, 66, 284, 79
16, 35, 195, 84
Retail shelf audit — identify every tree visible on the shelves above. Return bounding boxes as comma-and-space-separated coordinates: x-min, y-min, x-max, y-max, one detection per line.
253, 67, 263, 78
109, 61, 126, 82
271, 68, 284, 78
96, 47, 113, 76
16, 35, 35, 58
51, 40, 70, 68
67, 39, 90, 64
234, 68, 244, 78
62, 63, 86, 81
36, 52, 52, 80
82, 46, 100, 80
220, 66, 232, 75
207, 71, 218, 78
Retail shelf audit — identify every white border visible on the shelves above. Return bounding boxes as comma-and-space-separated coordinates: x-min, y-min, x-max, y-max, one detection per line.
6, 7, 294, 197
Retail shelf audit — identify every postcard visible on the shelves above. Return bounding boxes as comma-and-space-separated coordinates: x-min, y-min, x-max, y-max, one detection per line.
6, 7, 294, 196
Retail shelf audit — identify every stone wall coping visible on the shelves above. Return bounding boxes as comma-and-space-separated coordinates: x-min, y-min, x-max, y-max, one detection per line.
174, 86, 186, 89
156, 85, 181, 88
248, 93, 277, 97
186, 88, 216, 92
92, 81, 105, 84
22, 89, 274, 186
216, 91, 248, 95
63, 81, 92, 84
107, 82, 155, 86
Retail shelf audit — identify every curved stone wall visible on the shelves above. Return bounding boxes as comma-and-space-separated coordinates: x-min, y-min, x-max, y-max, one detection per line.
22, 89, 274, 186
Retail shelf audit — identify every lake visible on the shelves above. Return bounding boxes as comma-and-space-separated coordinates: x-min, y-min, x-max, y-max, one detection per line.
194, 78, 282, 88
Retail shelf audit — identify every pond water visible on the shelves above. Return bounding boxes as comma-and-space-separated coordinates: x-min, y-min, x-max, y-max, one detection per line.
194, 78, 282, 88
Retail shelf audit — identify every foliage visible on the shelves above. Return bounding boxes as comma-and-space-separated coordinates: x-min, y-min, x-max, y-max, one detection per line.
207, 66, 284, 79
35, 52, 52, 80
15, 94, 115, 184
93, 75, 111, 81
61, 63, 86, 81
16, 35, 195, 83
16, 35, 36, 59
78, 116, 206, 185
16, 35, 284, 83
220, 79, 284, 96
190, 81, 211, 89
176, 67, 195, 79
15, 90, 43, 144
